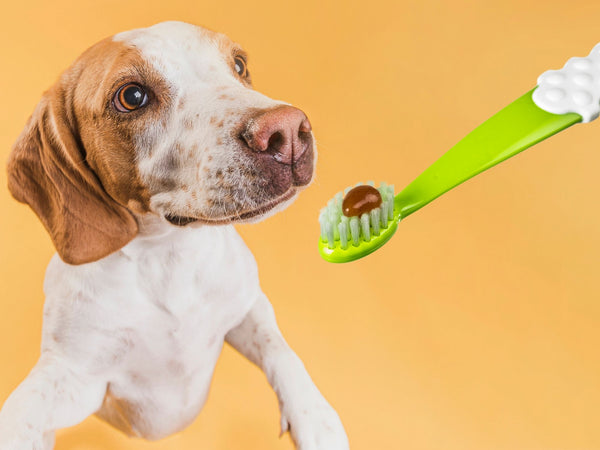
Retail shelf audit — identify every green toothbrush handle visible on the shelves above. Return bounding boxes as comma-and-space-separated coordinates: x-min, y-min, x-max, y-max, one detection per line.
395, 41, 600, 218
394, 89, 582, 218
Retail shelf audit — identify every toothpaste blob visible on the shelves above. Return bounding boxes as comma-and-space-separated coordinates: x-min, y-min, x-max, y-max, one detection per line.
342, 185, 382, 217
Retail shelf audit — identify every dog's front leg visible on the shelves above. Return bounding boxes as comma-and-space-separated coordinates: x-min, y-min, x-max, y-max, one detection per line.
0, 354, 106, 450
226, 294, 349, 450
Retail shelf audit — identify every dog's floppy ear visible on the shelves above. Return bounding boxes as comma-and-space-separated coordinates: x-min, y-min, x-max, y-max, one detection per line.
7, 86, 138, 265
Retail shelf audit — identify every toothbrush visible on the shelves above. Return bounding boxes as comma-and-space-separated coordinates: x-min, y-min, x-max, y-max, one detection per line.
318, 42, 600, 263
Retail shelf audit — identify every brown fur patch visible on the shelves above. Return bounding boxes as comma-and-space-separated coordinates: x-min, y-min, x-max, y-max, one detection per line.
72, 38, 171, 213
6, 38, 174, 264
215, 35, 252, 86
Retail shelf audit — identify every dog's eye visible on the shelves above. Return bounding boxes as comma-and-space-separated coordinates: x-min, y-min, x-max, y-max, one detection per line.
234, 55, 248, 78
114, 83, 148, 112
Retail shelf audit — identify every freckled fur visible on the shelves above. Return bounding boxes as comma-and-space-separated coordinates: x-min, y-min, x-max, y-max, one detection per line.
116, 22, 314, 224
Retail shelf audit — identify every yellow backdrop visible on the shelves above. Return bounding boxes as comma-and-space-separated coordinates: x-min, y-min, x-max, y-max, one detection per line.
1, 0, 599, 449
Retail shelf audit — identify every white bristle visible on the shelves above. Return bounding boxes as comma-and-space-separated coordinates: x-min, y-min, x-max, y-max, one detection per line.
360, 213, 370, 242
318, 210, 328, 242
327, 203, 337, 220
338, 219, 348, 249
388, 185, 395, 220
380, 202, 388, 227
333, 217, 340, 240
328, 205, 337, 219
320, 221, 328, 243
326, 220, 335, 248
318, 208, 326, 222
341, 214, 349, 229
349, 217, 360, 246
370, 208, 380, 235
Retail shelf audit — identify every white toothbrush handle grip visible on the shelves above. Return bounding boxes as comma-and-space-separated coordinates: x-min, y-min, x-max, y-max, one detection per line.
532, 43, 600, 123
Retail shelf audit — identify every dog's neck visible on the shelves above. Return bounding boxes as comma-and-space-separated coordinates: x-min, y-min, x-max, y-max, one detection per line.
116, 213, 214, 261
135, 213, 179, 239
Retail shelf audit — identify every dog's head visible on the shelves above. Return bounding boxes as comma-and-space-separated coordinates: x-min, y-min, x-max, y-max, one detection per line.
7, 21, 315, 265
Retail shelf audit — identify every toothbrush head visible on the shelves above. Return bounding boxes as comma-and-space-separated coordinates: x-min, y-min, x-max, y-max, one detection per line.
318, 182, 400, 263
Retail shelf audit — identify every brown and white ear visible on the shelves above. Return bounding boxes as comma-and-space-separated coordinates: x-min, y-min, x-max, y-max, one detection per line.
7, 88, 138, 265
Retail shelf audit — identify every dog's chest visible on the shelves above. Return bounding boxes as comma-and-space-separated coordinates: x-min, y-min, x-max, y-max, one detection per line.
115, 234, 255, 368
43, 225, 260, 438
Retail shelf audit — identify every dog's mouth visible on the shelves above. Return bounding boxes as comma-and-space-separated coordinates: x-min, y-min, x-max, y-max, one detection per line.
164, 188, 297, 227
165, 214, 199, 226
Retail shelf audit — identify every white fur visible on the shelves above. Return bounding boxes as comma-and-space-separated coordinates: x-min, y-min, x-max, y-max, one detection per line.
0, 22, 348, 450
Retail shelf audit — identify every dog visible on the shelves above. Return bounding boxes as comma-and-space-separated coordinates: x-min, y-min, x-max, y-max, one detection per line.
1, 21, 349, 450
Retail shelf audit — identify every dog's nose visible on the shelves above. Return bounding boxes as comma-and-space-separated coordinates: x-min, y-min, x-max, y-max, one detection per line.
241, 106, 312, 165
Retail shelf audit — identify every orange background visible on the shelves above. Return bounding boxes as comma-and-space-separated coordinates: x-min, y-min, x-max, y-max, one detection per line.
1, 0, 599, 449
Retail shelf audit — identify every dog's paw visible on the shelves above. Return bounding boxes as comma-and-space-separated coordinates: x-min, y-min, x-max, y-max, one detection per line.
0, 435, 48, 450
0, 423, 52, 450
280, 397, 349, 450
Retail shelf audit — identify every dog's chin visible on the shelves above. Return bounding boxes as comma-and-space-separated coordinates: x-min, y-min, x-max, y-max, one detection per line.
164, 188, 299, 227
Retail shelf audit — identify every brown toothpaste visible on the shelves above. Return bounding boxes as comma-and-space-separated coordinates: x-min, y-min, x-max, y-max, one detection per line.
342, 185, 382, 217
